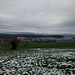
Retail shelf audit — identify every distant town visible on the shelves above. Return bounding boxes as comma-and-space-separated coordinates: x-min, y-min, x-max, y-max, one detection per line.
0, 33, 75, 42
17, 35, 75, 42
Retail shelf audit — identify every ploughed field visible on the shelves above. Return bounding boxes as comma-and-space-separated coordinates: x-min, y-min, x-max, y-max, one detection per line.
0, 48, 75, 75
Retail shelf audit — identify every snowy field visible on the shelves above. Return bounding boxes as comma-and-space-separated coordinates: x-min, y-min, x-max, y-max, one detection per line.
0, 48, 75, 75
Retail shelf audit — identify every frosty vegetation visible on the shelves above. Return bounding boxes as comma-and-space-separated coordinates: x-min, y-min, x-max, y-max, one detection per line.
0, 48, 75, 75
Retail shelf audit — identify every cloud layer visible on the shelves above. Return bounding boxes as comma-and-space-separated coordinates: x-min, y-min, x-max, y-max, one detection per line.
0, 0, 75, 34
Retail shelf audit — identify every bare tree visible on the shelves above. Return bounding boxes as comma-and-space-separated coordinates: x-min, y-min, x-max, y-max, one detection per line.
10, 39, 19, 50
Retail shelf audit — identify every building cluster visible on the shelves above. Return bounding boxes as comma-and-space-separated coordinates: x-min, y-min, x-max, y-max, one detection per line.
17, 36, 75, 42
0, 35, 75, 42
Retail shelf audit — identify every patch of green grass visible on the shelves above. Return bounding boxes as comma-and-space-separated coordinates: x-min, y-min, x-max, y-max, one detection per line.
0, 41, 75, 51
18, 42, 75, 49
0, 42, 10, 51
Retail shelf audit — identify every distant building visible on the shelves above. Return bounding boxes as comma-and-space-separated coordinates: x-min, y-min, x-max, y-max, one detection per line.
17, 37, 26, 41
17, 37, 32, 42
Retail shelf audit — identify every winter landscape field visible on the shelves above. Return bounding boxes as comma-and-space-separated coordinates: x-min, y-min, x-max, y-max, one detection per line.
0, 0, 75, 74
0, 48, 75, 75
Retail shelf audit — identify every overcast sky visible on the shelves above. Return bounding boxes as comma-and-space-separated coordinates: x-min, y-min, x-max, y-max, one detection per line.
0, 0, 75, 34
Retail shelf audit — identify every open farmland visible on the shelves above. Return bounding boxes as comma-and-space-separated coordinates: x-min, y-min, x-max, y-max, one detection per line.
0, 42, 75, 50
0, 48, 75, 75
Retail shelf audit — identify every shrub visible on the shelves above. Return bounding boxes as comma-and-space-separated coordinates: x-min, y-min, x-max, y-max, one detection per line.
10, 39, 19, 50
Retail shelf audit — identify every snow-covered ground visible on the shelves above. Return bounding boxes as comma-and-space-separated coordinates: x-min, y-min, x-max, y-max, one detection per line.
0, 48, 75, 75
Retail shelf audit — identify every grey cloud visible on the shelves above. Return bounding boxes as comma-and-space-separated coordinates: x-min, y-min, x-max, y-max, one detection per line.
0, 0, 75, 34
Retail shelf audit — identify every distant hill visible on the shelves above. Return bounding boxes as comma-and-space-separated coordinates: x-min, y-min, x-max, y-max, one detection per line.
0, 32, 65, 39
